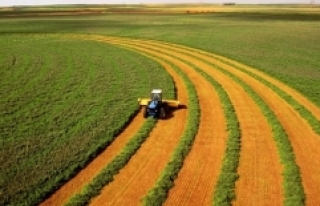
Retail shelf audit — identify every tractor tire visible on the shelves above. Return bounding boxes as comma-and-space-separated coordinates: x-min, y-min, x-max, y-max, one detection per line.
143, 107, 148, 118
160, 107, 166, 119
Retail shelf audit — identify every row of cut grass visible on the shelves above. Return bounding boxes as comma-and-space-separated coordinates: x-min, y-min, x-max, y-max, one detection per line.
161, 49, 240, 206
113, 39, 240, 205
64, 118, 157, 206
142, 39, 304, 205
141, 58, 200, 205
179, 63, 240, 206
200, 58, 306, 205
203, 54, 320, 135
157, 41, 320, 135
168, 44, 305, 205
115, 40, 240, 205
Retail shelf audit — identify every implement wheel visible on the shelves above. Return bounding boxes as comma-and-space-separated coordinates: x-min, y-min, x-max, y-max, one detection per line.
143, 107, 148, 118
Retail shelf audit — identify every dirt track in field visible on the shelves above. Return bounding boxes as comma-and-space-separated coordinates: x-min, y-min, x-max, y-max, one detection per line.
41, 35, 320, 206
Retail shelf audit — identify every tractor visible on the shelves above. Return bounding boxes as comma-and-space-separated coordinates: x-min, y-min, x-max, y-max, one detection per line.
138, 89, 180, 119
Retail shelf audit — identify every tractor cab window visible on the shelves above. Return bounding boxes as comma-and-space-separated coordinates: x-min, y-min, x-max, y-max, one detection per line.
152, 93, 161, 101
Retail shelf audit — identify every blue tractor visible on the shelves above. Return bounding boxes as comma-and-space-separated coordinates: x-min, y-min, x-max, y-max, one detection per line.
138, 89, 180, 119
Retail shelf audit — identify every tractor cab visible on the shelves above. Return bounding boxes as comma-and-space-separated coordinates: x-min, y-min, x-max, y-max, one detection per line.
150, 89, 162, 102
146, 89, 163, 117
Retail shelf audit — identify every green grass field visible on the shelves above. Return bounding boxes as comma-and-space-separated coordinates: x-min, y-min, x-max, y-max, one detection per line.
1, 5, 319, 106
0, 34, 175, 205
0, 4, 319, 205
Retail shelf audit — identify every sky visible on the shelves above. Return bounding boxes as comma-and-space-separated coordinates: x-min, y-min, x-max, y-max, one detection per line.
0, 0, 313, 7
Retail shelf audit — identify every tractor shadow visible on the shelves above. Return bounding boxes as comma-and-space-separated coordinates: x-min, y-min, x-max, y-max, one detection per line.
163, 104, 188, 120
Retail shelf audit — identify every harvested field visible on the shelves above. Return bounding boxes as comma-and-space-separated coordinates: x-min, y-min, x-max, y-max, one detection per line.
35, 34, 320, 206
104, 37, 283, 205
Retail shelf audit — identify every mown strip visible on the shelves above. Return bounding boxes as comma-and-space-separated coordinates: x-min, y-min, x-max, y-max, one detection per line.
142, 59, 200, 206
211, 57, 320, 135
166, 54, 240, 206
163, 42, 320, 135
114, 40, 240, 205
169, 46, 305, 205
64, 118, 157, 206
203, 60, 306, 205
137, 39, 303, 205
183, 64, 240, 206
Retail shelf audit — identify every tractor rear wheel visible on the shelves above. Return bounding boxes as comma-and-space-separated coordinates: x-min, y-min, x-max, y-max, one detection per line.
160, 107, 166, 119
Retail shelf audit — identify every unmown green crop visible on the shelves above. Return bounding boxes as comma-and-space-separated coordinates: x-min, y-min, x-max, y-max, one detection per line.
0, 35, 175, 206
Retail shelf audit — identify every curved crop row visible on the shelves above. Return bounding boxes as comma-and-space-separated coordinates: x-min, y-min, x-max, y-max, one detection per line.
143, 40, 304, 205
117, 39, 239, 205
159, 40, 320, 135
183, 47, 317, 205
211, 62, 305, 205
112, 38, 280, 205
130, 39, 320, 205
106, 40, 228, 206
176, 62, 240, 206
53, 36, 318, 204
86, 49, 190, 206
142, 59, 200, 206
147, 40, 304, 205
204, 55, 320, 135
64, 118, 157, 206
3, 33, 319, 206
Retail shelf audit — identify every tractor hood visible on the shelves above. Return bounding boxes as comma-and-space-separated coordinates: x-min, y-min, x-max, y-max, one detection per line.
148, 101, 158, 109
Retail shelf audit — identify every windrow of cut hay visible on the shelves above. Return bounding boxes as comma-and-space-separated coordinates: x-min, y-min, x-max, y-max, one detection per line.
196, 52, 320, 135
64, 118, 157, 206
113, 39, 235, 206
66, 36, 190, 206
154, 41, 320, 205
98, 37, 316, 204
139, 54, 200, 206
170, 44, 320, 205
123, 39, 282, 205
